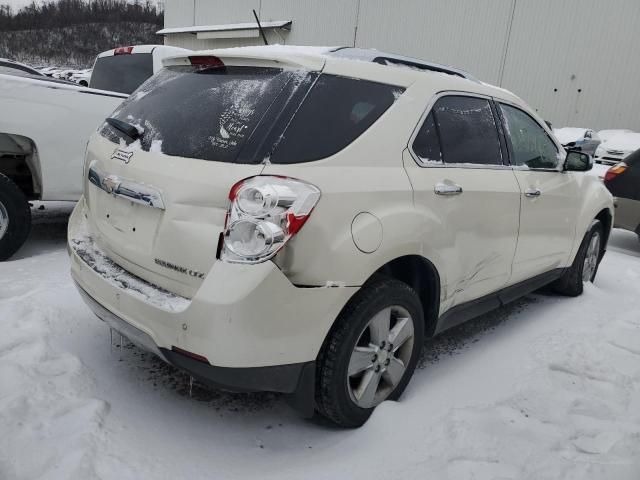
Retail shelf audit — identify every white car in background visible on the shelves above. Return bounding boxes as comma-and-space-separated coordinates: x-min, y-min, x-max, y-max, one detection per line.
594, 129, 640, 166
70, 69, 92, 86
89, 44, 190, 95
553, 127, 601, 156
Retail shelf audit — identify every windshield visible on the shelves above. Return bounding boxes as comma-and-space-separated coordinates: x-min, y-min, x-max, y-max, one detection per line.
89, 53, 153, 94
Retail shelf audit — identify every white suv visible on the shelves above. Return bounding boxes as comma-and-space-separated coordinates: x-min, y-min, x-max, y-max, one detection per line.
68, 46, 614, 427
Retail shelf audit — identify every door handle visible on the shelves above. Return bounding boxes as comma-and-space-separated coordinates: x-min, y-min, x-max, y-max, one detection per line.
434, 183, 463, 196
524, 188, 541, 198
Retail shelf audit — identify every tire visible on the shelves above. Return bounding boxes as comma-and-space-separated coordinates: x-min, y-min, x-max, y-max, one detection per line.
315, 278, 425, 427
0, 173, 31, 261
552, 219, 603, 297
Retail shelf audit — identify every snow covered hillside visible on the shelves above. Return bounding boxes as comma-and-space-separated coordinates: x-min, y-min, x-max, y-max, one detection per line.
1, 203, 639, 479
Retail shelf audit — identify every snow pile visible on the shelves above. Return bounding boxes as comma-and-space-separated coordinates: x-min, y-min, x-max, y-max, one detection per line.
0, 227, 110, 480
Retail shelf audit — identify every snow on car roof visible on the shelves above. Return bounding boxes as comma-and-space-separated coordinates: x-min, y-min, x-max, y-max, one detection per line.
599, 131, 640, 152
553, 127, 593, 144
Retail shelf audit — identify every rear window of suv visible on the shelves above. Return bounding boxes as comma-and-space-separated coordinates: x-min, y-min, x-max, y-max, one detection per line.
100, 65, 403, 164
90, 53, 154, 94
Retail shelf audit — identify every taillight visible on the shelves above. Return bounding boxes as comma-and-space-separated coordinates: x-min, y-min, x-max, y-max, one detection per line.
114, 46, 134, 55
189, 55, 224, 67
221, 176, 321, 264
604, 162, 627, 182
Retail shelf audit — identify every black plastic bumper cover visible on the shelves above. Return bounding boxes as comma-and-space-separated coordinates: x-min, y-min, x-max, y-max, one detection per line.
74, 280, 316, 416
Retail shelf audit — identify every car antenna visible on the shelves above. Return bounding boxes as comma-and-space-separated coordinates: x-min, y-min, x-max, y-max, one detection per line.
253, 9, 269, 45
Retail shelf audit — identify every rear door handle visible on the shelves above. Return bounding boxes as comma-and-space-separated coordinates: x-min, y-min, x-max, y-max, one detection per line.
434, 182, 463, 195
524, 188, 541, 198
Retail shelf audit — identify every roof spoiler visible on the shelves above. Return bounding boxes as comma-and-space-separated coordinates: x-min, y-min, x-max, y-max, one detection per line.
162, 50, 326, 72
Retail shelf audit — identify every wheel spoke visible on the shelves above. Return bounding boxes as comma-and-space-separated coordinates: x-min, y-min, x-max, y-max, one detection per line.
369, 308, 391, 345
389, 317, 413, 352
383, 357, 406, 387
348, 347, 376, 376
0, 201, 8, 239
355, 369, 381, 407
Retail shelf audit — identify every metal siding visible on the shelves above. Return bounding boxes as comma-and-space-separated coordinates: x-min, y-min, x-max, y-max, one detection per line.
194, 0, 260, 24
259, 0, 359, 46
354, 0, 515, 84
501, 0, 640, 130
163, 0, 640, 130
164, 0, 194, 28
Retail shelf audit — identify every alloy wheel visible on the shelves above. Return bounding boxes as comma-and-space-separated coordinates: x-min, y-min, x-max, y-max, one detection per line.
582, 231, 601, 282
0, 200, 8, 240
347, 305, 415, 408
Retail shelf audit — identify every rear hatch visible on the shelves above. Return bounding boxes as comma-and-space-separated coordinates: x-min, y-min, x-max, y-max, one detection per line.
85, 59, 319, 298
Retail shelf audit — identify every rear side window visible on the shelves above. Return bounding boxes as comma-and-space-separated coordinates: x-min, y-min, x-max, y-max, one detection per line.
90, 53, 153, 94
431, 96, 502, 165
412, 112, 442, 163
270, 76, 403, 164
498, 103, 559, 169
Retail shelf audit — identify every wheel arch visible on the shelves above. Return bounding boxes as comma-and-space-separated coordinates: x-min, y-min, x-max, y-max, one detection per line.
367, 255, 441, 336
0, 132, 41, 199
594, 207, 613, 253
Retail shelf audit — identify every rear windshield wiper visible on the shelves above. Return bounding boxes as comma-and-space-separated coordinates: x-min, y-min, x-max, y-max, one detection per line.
105, 117, 142, 141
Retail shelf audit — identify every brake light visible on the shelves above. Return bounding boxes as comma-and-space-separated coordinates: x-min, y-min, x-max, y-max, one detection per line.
114, 46, 134, 55
221, 176, 321, 264
604, 162, 627, 182
189, 56, 224, 67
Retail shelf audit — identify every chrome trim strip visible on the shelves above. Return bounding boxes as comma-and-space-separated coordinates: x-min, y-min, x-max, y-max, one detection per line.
88, 163, 165, 210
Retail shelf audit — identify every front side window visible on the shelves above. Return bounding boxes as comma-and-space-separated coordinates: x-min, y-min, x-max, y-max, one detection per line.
499, 103, 560, 169
431, 96, 503, 165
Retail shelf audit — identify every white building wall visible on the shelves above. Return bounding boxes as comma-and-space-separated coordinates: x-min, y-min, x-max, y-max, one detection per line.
162, 0, 640, 130
501, 0, 640, 130
355, 0, 515, 85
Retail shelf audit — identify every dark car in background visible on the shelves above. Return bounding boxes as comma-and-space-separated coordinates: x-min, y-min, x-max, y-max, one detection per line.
604, 149, 640, 240
0, 58, 44, 78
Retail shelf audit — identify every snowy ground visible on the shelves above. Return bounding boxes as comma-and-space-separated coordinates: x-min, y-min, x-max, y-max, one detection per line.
1, 202, 640, 480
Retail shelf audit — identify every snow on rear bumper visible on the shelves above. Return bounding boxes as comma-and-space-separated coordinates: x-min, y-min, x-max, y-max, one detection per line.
68, 198, 358, 369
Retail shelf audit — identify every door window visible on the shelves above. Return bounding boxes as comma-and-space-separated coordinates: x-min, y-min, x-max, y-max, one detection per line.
413, 95, 503, 166
499, 103, 560, 169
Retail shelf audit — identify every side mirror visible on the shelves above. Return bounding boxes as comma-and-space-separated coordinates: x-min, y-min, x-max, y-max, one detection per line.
564, 150, 593, 172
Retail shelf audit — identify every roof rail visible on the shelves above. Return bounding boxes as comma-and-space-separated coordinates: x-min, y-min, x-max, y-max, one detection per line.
327, 47, 476, 81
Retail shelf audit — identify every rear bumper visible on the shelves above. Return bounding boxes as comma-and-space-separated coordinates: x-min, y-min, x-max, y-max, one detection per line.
75, 280, 314, 395
68, 197, 357, 371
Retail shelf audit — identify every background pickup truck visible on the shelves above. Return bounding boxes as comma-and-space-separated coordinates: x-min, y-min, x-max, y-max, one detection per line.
0, 44, 189, 260
0, 74, 127, 259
